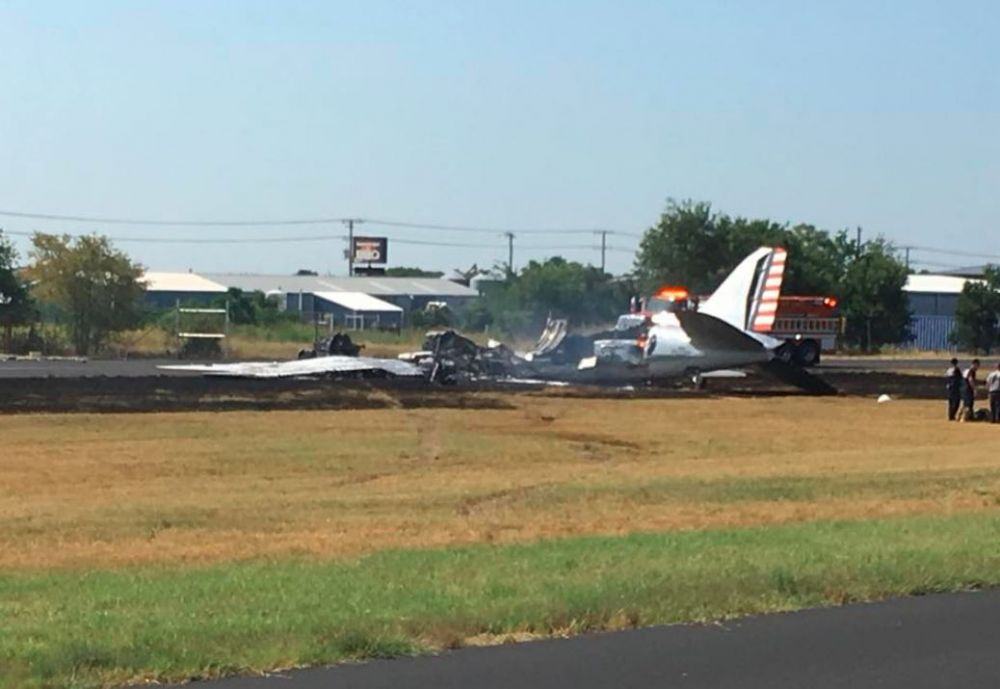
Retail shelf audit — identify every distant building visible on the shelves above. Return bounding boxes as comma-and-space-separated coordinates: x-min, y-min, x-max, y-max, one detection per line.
201, 274, 479, 326
938, 265, 993, 279
903, 274, 976, 350
294, 291, 404, 330
142, 272, 228, 309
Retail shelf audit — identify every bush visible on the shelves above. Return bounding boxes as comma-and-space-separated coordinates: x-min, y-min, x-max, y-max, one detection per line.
5, 324, 73, 356
411, 305, 454, 329
179, 338, 223, 359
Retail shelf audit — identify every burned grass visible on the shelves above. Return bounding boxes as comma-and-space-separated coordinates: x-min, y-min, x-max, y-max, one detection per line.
1, 396, 998, 571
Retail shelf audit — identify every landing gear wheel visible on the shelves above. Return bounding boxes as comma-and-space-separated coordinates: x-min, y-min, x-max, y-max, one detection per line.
795, 340, 821, 367
775, 343, 794, 364
685, 368, 706, 390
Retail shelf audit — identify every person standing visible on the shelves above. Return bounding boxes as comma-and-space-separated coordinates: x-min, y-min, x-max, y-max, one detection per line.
962, 358, 981, 419
946, 358, 963, 420
988, 363, 1000, 423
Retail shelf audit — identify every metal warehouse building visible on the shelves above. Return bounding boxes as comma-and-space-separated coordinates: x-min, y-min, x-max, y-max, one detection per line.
296, 291, 404, 330
141, 272, 228, 309
202, 274, 479, 326
904, 274, 974, 350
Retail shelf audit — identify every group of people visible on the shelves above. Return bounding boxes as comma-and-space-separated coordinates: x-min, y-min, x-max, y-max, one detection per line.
946, 358, 1000, 422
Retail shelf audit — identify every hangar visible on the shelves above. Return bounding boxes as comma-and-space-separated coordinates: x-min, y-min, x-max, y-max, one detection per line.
201, 273, 478, 326
143, 272, 478, 327
141, 272, 228, 309
903, 273, 975, 350
298, 291, 404, 330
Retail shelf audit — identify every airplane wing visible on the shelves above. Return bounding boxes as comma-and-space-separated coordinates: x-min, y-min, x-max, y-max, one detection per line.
158, 355, 423, 379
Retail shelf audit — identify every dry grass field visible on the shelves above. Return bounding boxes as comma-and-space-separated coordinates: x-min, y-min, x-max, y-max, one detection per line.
7, 394, 1000, 688
3, 396, 998, 572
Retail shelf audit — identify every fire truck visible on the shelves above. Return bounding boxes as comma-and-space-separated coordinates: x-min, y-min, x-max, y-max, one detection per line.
765, 296, 842, 366
638, 289, 842, 367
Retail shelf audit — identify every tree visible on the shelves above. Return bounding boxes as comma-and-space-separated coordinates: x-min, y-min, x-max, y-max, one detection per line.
513, 257, 626, 325
635, 200, 855, 297
839, 239, 911, 351
634, 200, 725, 294
222, 287, 258, 325
780, 225, 854, 296
0, 231, 34, 350
635, 200, 911, 350
213, 288, 288, 326
952, 267, 1000, 353
466, 257, 630, 335
26, 233, 146, 355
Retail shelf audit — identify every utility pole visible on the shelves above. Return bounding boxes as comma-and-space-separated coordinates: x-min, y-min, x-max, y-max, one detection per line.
598, 230, 608, 273
904, 246, 911, 271
504, 232, 515, 278
855, 226, 863, 257
343, 218, 362, 276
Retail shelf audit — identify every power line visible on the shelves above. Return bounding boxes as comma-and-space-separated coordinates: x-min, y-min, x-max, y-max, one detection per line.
0, 227, 623, 252
908, 260, 970, 270
0, 208, 640, 237
0, 229, 341, 244
365, 218, 634, 236
903, 244, 1000, 262
0, 209, 350, 227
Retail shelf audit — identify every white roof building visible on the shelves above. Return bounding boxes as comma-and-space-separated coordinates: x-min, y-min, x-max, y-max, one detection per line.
903, 274, 975, 295
313, 291, 402, 313
142, 272, 228, 294
203, 274, 477, 298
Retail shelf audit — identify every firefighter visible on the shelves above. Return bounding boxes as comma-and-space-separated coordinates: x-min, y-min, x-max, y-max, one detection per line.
988, 363, 1000, 423
946, 358, 963, 420
962, 358, 981, 419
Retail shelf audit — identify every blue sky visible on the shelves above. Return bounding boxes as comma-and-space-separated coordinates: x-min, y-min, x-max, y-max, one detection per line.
1, 0, 997, 276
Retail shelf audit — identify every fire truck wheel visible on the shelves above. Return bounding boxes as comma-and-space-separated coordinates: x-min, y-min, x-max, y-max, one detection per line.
795, 339, 821, 367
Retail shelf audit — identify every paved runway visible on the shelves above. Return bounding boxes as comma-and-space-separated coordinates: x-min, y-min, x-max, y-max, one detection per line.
187, 590, 999, 689
821, 357, 948, 372
0, 358, 195, 378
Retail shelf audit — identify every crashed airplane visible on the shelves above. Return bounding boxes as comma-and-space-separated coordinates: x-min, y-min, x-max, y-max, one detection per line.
519, 246, 788, 384
161, 247, 834, 393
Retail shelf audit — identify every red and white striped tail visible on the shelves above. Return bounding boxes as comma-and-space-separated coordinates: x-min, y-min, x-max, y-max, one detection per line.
750, 247, 786, 333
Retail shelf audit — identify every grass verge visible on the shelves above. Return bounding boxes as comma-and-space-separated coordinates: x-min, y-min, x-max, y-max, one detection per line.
3, 512, 1000, 689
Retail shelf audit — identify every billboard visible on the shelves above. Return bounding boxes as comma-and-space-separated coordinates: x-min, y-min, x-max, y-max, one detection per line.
352, 236, 388, 264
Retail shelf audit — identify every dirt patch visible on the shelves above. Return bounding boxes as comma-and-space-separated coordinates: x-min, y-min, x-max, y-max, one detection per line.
553, 432, 641, 450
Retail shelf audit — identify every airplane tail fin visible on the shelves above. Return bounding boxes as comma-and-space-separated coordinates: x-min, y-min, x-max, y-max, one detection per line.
700, 247, 787, 333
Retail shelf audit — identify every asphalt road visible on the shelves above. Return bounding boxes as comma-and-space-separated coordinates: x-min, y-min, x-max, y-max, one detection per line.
185, 590, 1000, 689
821, 357, 949, 371
0, 358, 197, 378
